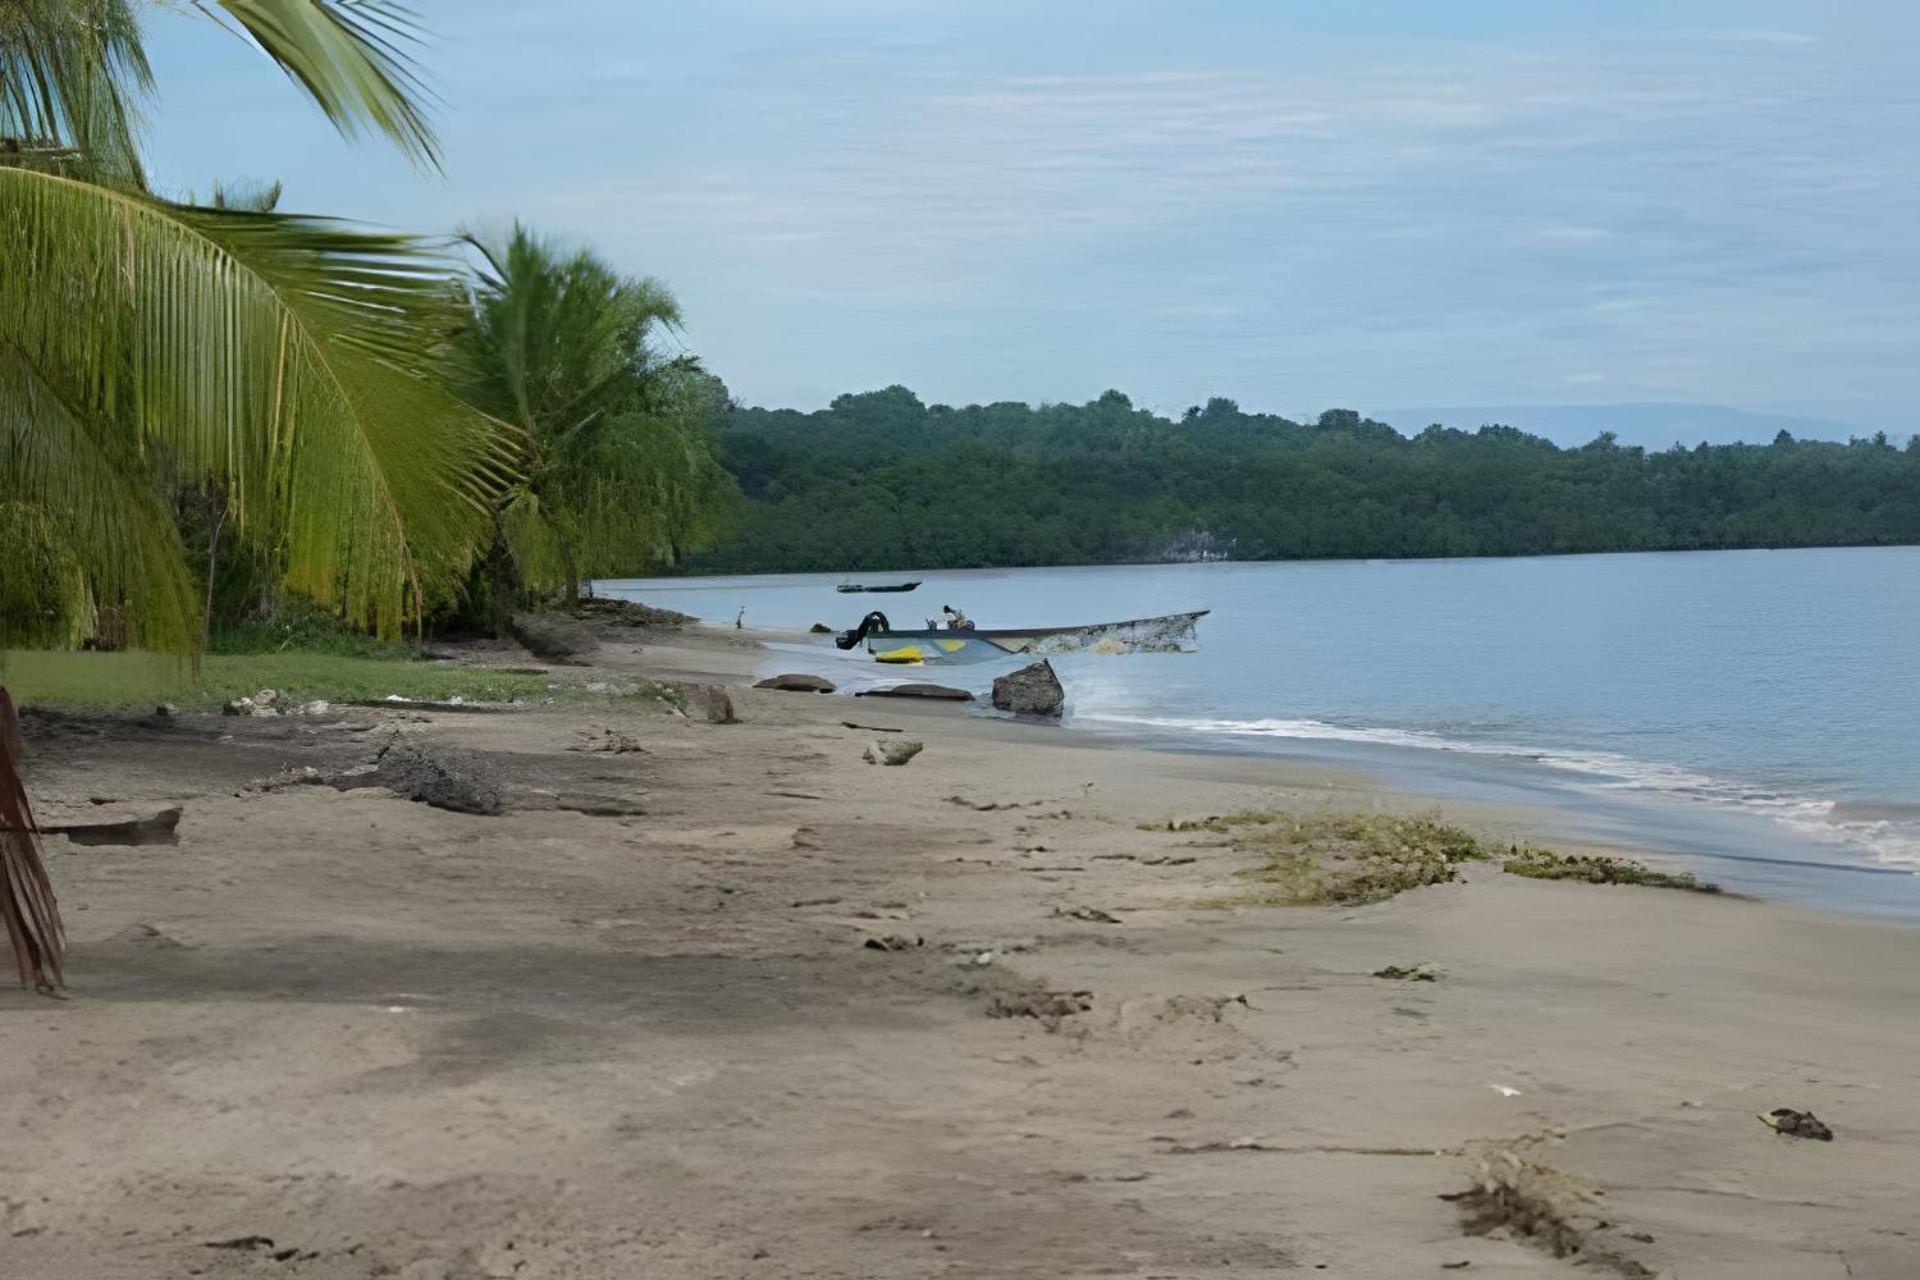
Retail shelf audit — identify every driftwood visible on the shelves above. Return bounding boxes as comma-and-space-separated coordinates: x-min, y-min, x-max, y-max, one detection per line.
44, 807, 182, 847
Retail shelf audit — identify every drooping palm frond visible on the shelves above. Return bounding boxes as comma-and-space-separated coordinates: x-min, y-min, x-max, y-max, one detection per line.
0, 687, 62, 992
498, 486, 573, 596
202, 0, 440, 169
568, 372, 738, 575
0, 0, 151, 184
0, 166, 521, 638
0, 349, 198, 652
0, 500, 87, 648
5, 0, 441, 177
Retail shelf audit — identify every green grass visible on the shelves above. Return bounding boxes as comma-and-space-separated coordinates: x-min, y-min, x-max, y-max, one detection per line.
0, 649, 567, 710
1502, 847, 1719, 893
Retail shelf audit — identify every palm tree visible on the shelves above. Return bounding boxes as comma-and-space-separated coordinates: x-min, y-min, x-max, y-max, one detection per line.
1, 1, 521, 990
452, 225, 732, 614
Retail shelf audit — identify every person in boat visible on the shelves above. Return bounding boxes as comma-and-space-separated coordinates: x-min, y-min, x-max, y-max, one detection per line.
941, 604, 973, 630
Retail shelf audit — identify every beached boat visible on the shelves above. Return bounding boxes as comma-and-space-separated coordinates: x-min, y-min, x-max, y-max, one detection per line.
836, 581, 922, 594
834, 609, 1209, 665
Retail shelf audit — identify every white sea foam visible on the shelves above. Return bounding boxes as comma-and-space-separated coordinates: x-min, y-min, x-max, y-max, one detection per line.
1079, 712, 1920, 871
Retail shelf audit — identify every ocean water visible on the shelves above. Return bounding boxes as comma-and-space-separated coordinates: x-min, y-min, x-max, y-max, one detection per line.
599, 547, 1920, 918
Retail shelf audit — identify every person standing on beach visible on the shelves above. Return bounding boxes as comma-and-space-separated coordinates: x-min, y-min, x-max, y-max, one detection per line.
735, 607, 745, 630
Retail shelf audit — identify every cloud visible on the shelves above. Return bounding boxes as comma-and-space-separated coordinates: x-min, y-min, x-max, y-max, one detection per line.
168, 1, 1910, 425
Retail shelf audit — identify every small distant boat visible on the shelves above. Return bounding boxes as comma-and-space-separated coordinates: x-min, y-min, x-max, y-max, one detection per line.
836, 580, 922, 594
834, 609, 1209, 665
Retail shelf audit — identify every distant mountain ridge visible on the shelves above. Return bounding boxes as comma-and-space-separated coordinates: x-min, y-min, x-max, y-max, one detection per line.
1381, 402, 1876, 450
689, 386, 1920, 574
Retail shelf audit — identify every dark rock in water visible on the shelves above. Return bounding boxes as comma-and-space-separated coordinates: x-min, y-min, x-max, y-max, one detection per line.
856, 683, 973, 702
508, 612, 598, 663
335, 743, 504, 815
992, 660, 1064, 718
45, 807, 183, 847
809, 622, 833, 634
755, 673, 836, 693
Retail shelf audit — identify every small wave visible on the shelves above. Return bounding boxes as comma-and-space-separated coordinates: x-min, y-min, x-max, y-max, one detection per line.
1080, 712, 1920, 872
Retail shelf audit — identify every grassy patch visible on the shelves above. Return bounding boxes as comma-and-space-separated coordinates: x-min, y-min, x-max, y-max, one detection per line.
0, 649, 566, 710
1502, 847, 1718, 894
1206, 810, 1495, 906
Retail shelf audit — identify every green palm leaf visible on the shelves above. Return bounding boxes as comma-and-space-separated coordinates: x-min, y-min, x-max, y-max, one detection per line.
0, 165, 521, 639
452, 225, 728, 595
0, 349, 197, 651
203, 0, 440, 169
0, 0, 151, 183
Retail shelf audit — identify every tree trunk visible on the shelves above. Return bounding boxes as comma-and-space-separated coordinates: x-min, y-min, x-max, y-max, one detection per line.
0, 686, 63, 992
198, 499, 227, 670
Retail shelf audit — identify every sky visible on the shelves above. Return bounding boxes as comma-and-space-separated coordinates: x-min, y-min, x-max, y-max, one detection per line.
140, 1, 1919, 430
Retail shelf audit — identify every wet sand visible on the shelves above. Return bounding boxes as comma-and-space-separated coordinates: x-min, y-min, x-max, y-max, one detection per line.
3, 624, 1916, 1278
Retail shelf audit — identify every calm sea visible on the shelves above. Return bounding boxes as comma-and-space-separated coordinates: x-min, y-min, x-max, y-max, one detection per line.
599, 546, 1920, 918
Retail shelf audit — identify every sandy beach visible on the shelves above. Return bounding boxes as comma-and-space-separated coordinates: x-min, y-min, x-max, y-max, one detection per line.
3, 622, 1916, 1279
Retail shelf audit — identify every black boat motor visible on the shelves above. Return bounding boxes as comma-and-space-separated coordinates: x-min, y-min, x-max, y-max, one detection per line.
834, 610, 891, 651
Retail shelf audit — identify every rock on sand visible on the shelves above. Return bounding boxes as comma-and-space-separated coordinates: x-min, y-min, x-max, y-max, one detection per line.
991, 660, 1064, 718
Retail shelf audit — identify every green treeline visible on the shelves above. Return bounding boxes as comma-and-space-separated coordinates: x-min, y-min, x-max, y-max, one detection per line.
689, 386, 1920, 572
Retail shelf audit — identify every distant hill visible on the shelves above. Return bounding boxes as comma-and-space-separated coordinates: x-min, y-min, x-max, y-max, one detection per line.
1381, 403, 1872, 450
687, 386, 1920, 574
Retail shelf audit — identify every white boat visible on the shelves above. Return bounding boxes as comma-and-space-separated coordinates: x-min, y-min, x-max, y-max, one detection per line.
833, 609, 1209, 665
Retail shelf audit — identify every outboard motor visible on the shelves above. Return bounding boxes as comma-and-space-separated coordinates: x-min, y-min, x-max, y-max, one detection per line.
834, 610, 891, 651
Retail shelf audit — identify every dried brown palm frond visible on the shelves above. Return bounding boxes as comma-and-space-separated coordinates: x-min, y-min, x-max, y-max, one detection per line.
0, 688, 63, 992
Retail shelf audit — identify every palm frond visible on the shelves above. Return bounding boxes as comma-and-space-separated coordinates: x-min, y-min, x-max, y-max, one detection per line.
498, 487, 572, 596
451, 224, 719, 589
0, 166, 521, 640
0, 349, 198, 652
205, 0, 440, 169
0, 687, 63, 991
455, 225, 684, 443
0, 0, 151, 184
0, 501, 87, 648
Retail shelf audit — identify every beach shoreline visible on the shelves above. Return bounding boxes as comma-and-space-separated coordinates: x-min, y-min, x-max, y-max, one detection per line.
735, 618, 1920, 920
612, 549, 1920, 900
3, 622, 1916, 1277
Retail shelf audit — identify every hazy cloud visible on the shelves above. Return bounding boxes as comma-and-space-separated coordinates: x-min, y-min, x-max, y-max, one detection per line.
138, 1, 1919, 426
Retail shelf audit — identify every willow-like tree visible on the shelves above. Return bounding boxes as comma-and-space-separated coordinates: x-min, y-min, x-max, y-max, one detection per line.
0, 1, 520, 990
451, 225, 733, 618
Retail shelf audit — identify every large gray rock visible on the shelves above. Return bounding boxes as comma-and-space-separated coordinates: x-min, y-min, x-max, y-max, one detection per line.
508, 612, 598, 663
336, 743, 504, 815
991, 660, 1064, 718
863, 739, 925, 766
687, 684, 739, 724
573, 598, 696, 628
755, 673, 836, 693
855, 683, 973, 702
